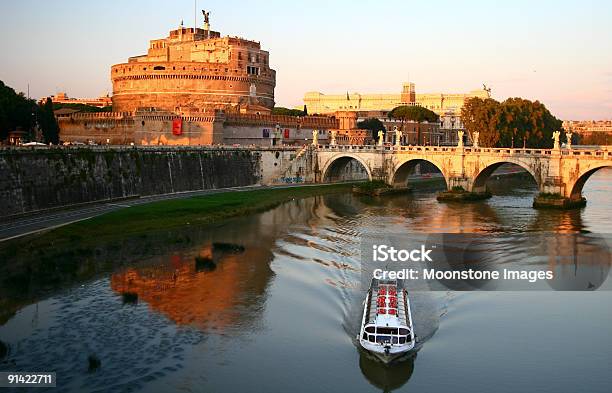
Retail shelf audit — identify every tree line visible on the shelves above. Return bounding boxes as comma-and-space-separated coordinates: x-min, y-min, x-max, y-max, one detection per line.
0, 80, 60, 144
271, 106, 308, 117
461, 97, 562, 148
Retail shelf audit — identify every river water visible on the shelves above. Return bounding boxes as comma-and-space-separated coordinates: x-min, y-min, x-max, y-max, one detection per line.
1, 169, 611, 392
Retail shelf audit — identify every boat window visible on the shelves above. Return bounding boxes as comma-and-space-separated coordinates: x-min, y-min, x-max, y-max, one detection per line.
368, 335, 375, 343
392, 337, 399, 344
377, 328, 398, 335
399, 328, 410, 335
362, 332, 367, 340
365, 326, 375, 334
376, 335, 392, 344
399, 337, 406, 344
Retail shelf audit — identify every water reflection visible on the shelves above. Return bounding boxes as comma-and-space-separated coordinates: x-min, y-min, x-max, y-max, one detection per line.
0, 169, 610, 393
110, 242, 274, 332
359, 351, 415, 392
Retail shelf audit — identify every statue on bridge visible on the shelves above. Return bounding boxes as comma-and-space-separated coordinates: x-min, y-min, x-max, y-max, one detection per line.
552, 130, 561, 150
330, 130, 337, 146
312, 129, 318, 146
394, 126, 402, 147
472, 131, 480, 148
457, 130, 464, 148
377, 130, 384, 146
565, 130, 573, 150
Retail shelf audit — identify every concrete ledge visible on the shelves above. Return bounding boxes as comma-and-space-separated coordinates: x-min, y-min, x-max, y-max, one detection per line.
533, 195, 586, 209
436, 190, 492, 202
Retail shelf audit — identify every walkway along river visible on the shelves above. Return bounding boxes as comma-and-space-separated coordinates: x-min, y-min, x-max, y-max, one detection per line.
0, 169, 611, 392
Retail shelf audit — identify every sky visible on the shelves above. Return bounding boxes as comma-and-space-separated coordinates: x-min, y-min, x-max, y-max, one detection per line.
0, 0, 610, 120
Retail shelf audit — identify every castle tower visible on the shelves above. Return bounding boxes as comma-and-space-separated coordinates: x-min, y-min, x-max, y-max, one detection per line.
111, 18, 276, 113
400, 82, 416, 104
335, 111, 358, 130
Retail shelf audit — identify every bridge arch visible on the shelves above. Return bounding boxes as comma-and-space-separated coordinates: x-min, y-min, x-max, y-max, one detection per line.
321, 154, 372, 183
568, 164, 612, 200
391, 158, 449, 188
471, 160, 540, 193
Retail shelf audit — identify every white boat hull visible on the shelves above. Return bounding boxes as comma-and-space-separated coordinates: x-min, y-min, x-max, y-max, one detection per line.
359, 341, 415, 364
358, 278, 416, 364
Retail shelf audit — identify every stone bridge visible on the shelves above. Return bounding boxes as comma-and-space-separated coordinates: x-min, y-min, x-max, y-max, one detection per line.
303, 144, 612, 208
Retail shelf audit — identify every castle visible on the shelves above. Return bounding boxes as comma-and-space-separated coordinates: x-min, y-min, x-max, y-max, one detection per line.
57, 15, 478, 147
59, 14, 342, 146
111, 16, 275, 113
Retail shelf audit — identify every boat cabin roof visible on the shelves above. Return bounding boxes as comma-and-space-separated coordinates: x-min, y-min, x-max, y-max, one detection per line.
366, 279, 409, 328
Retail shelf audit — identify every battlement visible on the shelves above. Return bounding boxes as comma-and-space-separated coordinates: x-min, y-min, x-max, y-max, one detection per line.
69, 112, 134, 120
111, 62, 275, 84
224, 113, 338, 129
168, 27, 221, 40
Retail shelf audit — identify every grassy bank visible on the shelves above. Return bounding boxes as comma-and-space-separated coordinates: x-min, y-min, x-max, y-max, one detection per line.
0, 183, 356, 324
2, 183, 354, 251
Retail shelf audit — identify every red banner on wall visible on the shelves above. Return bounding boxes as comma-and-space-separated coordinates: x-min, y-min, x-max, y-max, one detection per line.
172, 118, 183, 136
284, 129, 290, 138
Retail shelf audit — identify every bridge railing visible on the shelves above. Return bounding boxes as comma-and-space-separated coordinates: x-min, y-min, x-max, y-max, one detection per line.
317, 144, 612, 158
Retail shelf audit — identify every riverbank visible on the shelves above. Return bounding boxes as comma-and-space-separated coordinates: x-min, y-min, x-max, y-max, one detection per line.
0, 183, 356, 323
0, 183, 355, 252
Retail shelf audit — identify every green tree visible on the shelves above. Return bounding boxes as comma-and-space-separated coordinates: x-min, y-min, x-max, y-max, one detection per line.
53, 102, 112, 113
39, 98, 60, 144
461, 97, 502, 147
357, 117, 385, 138
0, 80, 36, 141
388, 105, 439, 145
271, 107, 305, 116
462, 97, 561, 148
498, 98, 561, 148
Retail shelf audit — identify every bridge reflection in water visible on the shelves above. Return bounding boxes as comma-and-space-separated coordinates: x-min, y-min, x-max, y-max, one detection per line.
0, 174, 611, 392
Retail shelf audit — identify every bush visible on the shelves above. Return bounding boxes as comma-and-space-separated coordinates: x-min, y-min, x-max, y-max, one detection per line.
355, 180, 391, 192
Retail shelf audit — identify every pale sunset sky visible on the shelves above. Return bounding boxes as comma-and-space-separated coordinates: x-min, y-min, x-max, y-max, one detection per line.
0, 0, 610, 120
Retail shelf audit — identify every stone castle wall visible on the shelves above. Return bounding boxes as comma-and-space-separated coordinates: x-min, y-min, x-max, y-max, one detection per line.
58, 112, 338, 147
111, 62, 275, 112
59, 112, 223, 145
0, 147, 299, 218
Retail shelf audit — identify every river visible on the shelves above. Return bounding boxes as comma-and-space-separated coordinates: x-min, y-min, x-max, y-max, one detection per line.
0, 169, 611, 392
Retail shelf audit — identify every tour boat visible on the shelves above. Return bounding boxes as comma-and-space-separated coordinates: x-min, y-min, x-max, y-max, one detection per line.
358, 278, 416, 364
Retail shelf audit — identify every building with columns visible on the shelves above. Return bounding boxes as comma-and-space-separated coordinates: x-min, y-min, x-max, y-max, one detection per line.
302, 83, 489, 144
302, 82, 489, 116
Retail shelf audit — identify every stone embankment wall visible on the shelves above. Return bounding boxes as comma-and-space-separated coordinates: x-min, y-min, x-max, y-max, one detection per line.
0, 146, 301, 218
